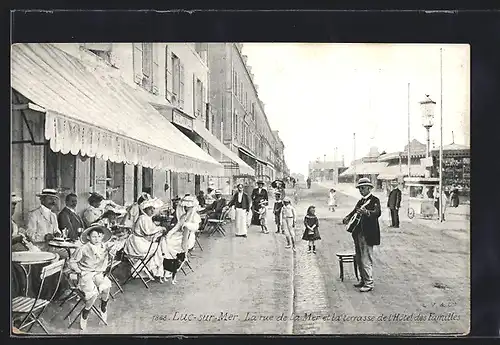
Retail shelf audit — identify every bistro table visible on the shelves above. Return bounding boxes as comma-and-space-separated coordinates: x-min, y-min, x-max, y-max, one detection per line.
48, 239, 82, 258
12, 251, 59, 296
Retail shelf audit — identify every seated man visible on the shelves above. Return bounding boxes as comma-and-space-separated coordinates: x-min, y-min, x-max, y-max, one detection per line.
58, 193, 85, 241
200, 190, 227, 229
68, 225, 118, 330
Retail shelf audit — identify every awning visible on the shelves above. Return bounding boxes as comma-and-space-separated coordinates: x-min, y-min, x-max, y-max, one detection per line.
11, 43, 224, 176
339, 162, 388, 177
377, 164, 427, 180
192, 121, 255, 176
255, 157, 268, 166
237, 146, 257, 160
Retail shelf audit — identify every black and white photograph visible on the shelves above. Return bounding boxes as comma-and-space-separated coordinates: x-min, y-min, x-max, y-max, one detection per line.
11, 41, 470, 335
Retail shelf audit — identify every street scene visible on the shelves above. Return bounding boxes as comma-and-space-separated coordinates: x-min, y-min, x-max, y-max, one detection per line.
11, 43, 470, 335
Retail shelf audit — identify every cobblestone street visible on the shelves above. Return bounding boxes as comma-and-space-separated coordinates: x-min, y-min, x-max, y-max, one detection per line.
292, 183, 470, 335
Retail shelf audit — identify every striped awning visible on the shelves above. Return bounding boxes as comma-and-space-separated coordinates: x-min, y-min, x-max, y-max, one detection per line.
11, 43, 224, 176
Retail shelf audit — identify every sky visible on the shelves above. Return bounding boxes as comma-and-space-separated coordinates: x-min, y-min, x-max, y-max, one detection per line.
242, 44, 470, 177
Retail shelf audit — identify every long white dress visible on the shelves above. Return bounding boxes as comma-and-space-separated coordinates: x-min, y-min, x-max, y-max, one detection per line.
123, 214, 164, 278
328, 192, 337, 207
160, 210, 200, 260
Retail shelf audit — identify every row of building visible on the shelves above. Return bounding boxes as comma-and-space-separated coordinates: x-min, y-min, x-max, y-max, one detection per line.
309, 139, 470, 196
11, 43, 290, 224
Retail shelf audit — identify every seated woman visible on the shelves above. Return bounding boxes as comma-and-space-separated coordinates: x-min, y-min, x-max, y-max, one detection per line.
158, 195, 201, 284
123, 197, 165, 280
68, 225, 119, 331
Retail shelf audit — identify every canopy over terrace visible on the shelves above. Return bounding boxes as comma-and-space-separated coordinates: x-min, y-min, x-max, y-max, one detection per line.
11, 43, 224, 176
377, 164, 427, 180
339, 162, 388, 177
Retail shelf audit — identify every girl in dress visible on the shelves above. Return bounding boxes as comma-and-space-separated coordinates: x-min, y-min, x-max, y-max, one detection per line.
328, 189, 337, 212
258, 199, 269, 234
302, 205, 321, 253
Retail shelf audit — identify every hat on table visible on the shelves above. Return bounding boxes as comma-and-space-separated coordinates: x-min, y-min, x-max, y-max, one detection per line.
80, 224, 112, 244
11, 192, 22, 204
356, 177, 374, 189
36, 188, 59, 198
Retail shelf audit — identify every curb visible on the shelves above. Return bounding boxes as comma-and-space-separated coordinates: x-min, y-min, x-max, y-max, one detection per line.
286, 244, 295, 334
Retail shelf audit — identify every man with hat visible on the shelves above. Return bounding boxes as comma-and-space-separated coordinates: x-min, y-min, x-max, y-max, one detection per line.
58, 193, 85, 241
273, 191, 285, 234
342, 177, 381, 292
200, 189, 227, 230
68, 224, 117, 330
26, 188, 62, 250
387, 180, 402, 228
251, 181, 268, 226
83, 192, 106, 228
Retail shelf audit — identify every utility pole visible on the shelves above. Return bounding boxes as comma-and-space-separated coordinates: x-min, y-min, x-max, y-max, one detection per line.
439, 48, 444, 222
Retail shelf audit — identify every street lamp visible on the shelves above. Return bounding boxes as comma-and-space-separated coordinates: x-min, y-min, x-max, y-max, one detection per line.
419, 94, 436, 157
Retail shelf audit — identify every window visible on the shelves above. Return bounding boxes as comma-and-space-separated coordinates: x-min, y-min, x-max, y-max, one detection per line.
171, 53, 184, 109
45, 149, 76, 209
142, 167, 153, 195
106, 161, 125, 204
195, 78, 204, 117
141, 43, 153, 92
90, 157, 96, 188
251, 103, 256, 121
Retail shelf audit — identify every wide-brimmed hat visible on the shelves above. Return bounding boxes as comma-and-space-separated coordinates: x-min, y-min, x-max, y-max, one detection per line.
140, 197, 164, 210
11, 192, 22, 204
283, 197, 292, 203
101, 204, 127, 218
88, 192, 105, 203
80, 224, 112, 244
36, 188, 59, 198
180, 195, 197, 208
356, 177, 374, 189
214, 189, 222, 195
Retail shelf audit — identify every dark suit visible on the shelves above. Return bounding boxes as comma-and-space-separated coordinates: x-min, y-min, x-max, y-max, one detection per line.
228, 192, 251, 211
344, 194, 381, 288
251, 188, 268, 225
387, 187, 402, 227
57, 207, 85, 240
201, 198, 227, 228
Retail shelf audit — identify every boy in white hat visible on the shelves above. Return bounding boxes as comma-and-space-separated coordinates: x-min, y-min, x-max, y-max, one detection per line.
258, 199, 269, 234
68, 225, 118, 330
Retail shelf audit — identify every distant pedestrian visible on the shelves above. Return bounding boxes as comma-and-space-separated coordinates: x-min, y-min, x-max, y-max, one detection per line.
306, 177, 312, 189
449, 187, 460, 207
273, 192, 284, 234
258, 199, 269, 234
302, 205, 321, 253
328, 188, 337, 212
387, 181, 402, 228
281, 197, 296, 251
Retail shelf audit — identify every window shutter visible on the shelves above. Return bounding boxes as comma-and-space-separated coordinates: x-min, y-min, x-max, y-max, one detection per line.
193, 73, 197, 116
201, 83, 205, 119
152, 44, 160, 95
165, 45, 172, 101
133, 43, 143, 85
179, 62, 185, 109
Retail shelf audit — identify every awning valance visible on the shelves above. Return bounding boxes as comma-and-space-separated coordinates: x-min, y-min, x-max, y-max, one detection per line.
237, 146, 257, 160
11, 43, 224, 176
192, 121, 255, 176
377, 164, 427, 180
339, 162, 388, 177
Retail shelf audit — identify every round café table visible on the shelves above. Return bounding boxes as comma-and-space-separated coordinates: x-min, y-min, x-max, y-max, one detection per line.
12, 251, 59, 297
48, 239, 82, 258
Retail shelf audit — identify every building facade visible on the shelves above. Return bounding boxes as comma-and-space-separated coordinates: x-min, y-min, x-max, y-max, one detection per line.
11, 43, 232, 225
207, 43, 282, 184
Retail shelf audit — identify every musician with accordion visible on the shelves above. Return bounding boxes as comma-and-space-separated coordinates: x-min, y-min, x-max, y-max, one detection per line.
342, 177, 381, 293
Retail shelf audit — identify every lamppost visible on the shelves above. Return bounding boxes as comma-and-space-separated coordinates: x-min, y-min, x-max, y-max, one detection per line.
419, 95, 436, 158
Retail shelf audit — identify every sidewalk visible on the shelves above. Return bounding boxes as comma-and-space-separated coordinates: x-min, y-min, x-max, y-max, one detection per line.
38, 213, 294, 334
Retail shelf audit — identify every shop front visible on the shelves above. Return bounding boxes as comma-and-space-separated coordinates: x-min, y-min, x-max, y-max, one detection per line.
11, 43, 224, 223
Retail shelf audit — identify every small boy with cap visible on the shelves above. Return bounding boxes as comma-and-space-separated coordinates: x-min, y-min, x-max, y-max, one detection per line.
273, 191, 284, 234
280, 197, 297, 251
258, 199, 269, 234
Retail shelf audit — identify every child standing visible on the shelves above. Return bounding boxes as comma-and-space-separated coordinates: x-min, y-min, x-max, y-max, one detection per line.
328, 188, 337, 212
302, 205, 321, 253
280, 197, 296, 251
273, 192, 284, 234
258, 199, 269, 234
68, 225, 117, 330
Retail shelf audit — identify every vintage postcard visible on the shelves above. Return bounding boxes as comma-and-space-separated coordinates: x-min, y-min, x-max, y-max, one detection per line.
11, 42, 469, 335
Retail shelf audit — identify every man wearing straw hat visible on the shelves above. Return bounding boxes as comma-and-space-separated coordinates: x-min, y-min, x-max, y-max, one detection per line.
26, 188, 62, 251
342, 177, 381, 292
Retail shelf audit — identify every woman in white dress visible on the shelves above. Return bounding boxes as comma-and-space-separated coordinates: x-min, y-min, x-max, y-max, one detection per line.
227, 184, 251, 238
328, 188, 337, 212
123, 197, 165, 280
159, 195, 201, 284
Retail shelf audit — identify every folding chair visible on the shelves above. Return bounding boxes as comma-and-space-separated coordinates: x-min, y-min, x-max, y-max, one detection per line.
106, 254, 124, 299
122, 235, 161, 289
207, 209, 231, 237
62, 274, 108, 329
12, 259, 65, 334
